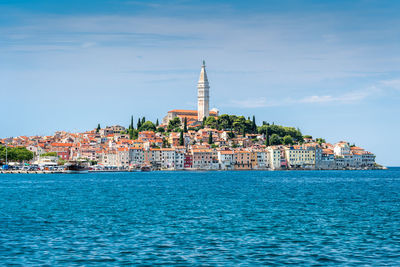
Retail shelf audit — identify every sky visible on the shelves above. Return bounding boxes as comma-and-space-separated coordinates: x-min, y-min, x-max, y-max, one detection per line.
1, 0, 400, 166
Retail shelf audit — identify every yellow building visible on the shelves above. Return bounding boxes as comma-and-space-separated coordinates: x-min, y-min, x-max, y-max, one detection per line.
284, 145, 316, 169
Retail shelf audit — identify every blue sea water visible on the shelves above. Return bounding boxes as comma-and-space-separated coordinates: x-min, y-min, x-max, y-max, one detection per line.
1, 169, 400, 266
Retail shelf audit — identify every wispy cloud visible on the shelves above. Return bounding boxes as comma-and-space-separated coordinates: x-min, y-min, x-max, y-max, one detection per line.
230, 97, 273, 108
81, 42, 96, 48
299, 88, 375, 104
380, 79, 400, 90
227, 87, 378, 108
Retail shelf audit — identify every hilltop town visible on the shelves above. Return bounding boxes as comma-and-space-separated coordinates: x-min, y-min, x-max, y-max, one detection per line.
0, 62, 378, 171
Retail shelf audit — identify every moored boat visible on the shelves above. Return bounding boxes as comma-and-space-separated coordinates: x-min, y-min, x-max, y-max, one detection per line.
140, 165, 152, 172
64, 161, 89, 173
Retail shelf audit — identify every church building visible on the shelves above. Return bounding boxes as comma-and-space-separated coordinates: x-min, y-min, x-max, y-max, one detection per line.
162, 61, 219, 126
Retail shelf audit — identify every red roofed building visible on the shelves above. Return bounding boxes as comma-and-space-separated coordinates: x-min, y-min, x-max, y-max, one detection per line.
49, 143, 73, 160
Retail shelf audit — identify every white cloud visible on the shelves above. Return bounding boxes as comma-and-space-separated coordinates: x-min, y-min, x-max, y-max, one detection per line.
299, 95, 334, 103
81, 42, 96, 48
228, 87, 377, 108
230, 97, 273, 108
299, 88, 374, 104
380, 79, 400, 90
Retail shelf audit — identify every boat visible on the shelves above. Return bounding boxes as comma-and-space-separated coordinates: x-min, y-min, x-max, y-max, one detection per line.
140, 165, 152, 172
64, 161, 89, 174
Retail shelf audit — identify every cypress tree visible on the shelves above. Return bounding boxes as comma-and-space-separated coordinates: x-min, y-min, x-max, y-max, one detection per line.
137, 118, 142, 129
96, 123, 101, 133
208, 132, 213, 144
265, 127, 270, 146
179, 131, 184, 146
252, 115, 256, 133
156, 119, 159, 127
202, 116, 206, 128
184, 117, 188, 133
142, 117, 146, 124
130, 116, 134, 130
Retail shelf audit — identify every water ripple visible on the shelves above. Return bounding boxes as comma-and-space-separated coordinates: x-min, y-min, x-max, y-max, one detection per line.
1, 169, 400, 265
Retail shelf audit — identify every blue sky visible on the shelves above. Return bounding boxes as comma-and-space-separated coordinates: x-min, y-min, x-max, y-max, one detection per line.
1, 0, 400, 165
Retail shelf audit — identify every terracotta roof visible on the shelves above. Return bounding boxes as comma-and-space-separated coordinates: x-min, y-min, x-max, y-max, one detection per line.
160, 148, 176, 151
168, 109, 218, 116
220, 151, 234, 154
51, 143, 73, 147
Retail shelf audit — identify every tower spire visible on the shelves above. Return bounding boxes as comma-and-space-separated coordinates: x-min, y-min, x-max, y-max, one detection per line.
198, 60, 210, 121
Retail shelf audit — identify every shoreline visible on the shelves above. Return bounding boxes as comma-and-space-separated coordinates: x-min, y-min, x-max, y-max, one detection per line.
0, 166, 387, 174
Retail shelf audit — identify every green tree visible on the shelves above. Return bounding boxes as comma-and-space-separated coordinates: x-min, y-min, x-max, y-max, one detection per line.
183, 117, 188, 132
132, 129, 138, 140
129, 129, 139, 140
252, 115, 257, 133
0, 146, 34, 162
204, 116, 217, 129
179, 131, 184, 146
40, 152, 58, 157
245, 118, 253, 133
96, 123, 101, 133
167, 117, 181, 132
139, 121, 156, 132
232, 116, 246, 132
162, 138, 169, 148
156, 127, 165, 133
137, 118, 142, 129
265, 127, 270, 146
282, 135, 294, 145
156, 119, 159, 127
141, 117, 146, 124
316, 138, 326, 145
201, 116, 207, 128
269, 134, 282, 145
130, 116, 134, 130
218, 114, 231, 130
208, 132, 213, 144
268, 125, 285, 137
303, 135, 313, 139
258, 124, 302, 142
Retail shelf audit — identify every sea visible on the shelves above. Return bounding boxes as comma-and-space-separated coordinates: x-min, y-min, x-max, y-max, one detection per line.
1, 168, 400, 266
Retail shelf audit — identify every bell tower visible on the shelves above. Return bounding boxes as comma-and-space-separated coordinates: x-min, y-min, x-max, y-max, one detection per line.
197, 60, 210, 121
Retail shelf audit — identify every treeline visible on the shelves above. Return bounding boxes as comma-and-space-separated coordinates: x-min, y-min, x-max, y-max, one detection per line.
203, 114, 257, 134
96, 113, 322, 146
258, 124, 303, 146
0, 145, 34, 163
127, 116, 159, 140
202, 114, 304, 145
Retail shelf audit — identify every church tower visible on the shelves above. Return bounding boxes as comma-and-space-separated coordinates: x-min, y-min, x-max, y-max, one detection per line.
197, 60, 210, 121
